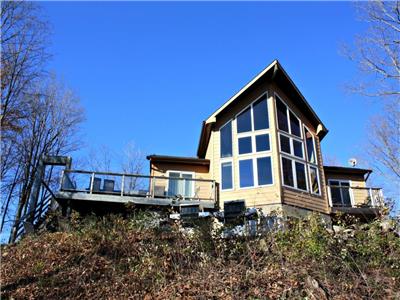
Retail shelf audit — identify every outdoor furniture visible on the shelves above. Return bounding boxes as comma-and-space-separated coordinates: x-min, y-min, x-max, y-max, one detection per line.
103, 179, 115, 192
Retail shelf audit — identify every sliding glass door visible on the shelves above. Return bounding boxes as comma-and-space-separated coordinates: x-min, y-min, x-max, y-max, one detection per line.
167, 172, 194, 198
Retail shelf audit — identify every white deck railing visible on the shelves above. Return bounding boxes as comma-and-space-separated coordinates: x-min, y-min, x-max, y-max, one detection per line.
60, 169, 217, 203
327, 185, 384, 208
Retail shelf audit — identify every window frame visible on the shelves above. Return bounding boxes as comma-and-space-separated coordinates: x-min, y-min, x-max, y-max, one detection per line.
220, 161, 234, 191
238, 155, 274, 190
275, 93, 325, 195
278, 132, 305, 160
303, 124, 318, 165
220, 119, 233, 159
308, 165, 321, 196
327, 179, 354, 207
280, 155, 309, 192
274, 94, 303, 139
166, 170, 196, 198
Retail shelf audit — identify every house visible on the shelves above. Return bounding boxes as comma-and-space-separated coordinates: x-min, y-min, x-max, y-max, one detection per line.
145, 60, 383, 219
53, 60, 384, 222
10, 60, 385, 242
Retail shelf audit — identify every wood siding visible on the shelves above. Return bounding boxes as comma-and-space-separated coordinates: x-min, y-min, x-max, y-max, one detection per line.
149, 162, 213, 201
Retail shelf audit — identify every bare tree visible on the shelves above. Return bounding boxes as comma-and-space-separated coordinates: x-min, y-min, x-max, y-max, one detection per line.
1, 77, 84, 241
367, 102, 400, 180
85, 145, 113, 173
346, 1, 400, 193
346, 1, 400, 98
121, 141, 144, 175
1, 0, 50, 182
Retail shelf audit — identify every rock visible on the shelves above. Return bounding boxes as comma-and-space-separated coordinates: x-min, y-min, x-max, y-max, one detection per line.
305, 276, 328, 300
332, 225, 344, 233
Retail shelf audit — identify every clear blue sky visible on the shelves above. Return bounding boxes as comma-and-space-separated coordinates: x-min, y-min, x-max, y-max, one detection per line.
42, 2, 380, 170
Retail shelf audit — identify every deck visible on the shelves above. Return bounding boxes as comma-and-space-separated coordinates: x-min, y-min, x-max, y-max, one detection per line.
56, 169, 218, 210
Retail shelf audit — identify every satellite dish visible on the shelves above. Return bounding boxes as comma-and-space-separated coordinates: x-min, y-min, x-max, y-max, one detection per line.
348, 158, 357, 167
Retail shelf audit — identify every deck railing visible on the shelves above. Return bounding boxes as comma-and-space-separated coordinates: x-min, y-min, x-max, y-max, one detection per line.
327, 185, 384, 208
60, 169, 217, 203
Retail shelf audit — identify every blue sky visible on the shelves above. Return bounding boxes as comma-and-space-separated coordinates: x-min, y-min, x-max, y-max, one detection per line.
42, 2, 380, 170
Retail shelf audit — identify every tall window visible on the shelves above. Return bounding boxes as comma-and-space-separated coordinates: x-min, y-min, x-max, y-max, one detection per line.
237, 93, 273, 189
304, 126, 320, 195
276, 94, 321, 195
305, 127, 316, 164
221, 162, 233, 190
220, 121, 232, 158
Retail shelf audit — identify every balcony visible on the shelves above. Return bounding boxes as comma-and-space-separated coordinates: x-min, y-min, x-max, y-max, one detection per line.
327, 184, 384, 216
57, 170, 218, 209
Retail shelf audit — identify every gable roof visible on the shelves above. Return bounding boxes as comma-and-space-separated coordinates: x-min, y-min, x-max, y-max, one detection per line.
197, 60, 329, 158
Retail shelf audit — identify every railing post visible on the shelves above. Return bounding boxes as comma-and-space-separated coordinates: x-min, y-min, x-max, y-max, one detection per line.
60, 169, 65, 190
151, 177, 155, 198
183, 178, 186, 200
90, 172, 95, 194
121, 175, 125, 196
369, 188, 374, 207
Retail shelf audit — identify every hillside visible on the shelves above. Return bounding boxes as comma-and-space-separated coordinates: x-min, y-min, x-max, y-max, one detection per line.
1, 213, 399, 299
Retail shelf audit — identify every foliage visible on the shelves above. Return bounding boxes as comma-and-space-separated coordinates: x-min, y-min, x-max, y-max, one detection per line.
1, 213, 399, 299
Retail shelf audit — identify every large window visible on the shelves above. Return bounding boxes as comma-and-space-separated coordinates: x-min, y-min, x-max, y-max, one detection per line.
239, 157, 273, 188
220, 121, 232, 158
276, 94, 321, 195
279, 133, 304, 159
220, 93, 273, 192
239, 159, 254, 188
236, 93, 273, 189
329, 180, 352, 207
281, 158, 307, 191
237, 94, 269, 134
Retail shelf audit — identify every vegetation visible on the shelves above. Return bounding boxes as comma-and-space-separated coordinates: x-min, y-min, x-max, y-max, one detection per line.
1, 213, 399, 299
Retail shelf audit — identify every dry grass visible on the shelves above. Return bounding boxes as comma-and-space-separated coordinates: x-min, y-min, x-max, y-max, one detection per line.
1, 213, 399, 299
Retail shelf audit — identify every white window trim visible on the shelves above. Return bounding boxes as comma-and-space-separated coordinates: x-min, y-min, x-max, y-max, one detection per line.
274, 93, 303, 139
280, 155, 309, 192
220, 160, 234, 191
235, 92, 269, 135
275, 93, 324, 197
237, 131, 272, 157
327, 179, 355, 207
278, 132, 304, 160
308, 165, 321, 196
220, 119, 233, 159
166, 170, 196, 197
303, 124, 318, 166
238, 155, 274, 190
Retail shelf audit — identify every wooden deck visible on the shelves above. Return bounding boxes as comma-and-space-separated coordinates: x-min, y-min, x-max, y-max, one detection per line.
56, 190, 216, 209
